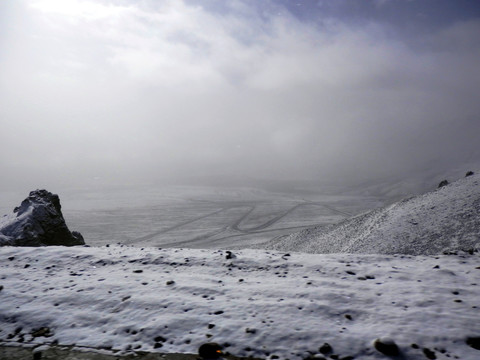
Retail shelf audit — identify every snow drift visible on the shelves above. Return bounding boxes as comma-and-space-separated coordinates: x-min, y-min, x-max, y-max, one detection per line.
0, 189, 84, 247
264, 172, 480, 255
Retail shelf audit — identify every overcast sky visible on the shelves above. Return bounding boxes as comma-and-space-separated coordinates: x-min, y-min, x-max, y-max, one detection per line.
1, 0, 480, 190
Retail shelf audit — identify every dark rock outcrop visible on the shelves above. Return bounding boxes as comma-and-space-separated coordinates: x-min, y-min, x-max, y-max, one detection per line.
0, 189, 84, 246
438, 180, 449, 188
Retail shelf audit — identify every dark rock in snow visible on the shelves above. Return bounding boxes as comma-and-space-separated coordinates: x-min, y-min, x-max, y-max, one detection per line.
373, 337, 399, 356
31, 327, 53, 338
225, 251, 236, 259
466, 336, 480, 350
423, 347, 436, 359
0, 189, 84, 246
466, 171, 474, 177
154, 336, 166, 343
318, 343, 333, 355
198, 342, 223, 359
438, 180, 449, 188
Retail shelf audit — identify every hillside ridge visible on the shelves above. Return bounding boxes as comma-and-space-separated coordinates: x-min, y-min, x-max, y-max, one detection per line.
263, 171, 480, 255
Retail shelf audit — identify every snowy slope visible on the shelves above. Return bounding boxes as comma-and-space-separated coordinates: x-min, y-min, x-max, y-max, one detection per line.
0, 245, 479, 360
264, 172, 480, 255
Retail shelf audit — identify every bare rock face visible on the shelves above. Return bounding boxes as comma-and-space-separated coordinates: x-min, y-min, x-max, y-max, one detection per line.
0, 189, 84, 246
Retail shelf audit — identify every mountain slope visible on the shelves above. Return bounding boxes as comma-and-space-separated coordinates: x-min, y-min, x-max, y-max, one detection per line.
264, 172, 480, 255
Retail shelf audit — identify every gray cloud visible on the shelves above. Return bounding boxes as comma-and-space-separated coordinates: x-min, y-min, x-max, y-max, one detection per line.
1, 0, 479, 190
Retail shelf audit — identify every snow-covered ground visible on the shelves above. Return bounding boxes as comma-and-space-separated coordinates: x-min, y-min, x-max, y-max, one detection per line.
1, 245, 479, 359
264, 172, 480, 255
55, 185, 380, 249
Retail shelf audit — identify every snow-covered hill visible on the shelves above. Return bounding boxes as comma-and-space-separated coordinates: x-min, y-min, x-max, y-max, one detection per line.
0, 245, 479, 360
264, 172, 480, 255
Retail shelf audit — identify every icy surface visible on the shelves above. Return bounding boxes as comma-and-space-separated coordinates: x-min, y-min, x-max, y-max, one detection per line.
265, 172, 480, 254
0, 245, 479, 359
46, 185, 380, 249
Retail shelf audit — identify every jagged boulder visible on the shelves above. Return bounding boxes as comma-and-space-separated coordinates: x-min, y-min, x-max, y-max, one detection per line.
0, 189, 84, 246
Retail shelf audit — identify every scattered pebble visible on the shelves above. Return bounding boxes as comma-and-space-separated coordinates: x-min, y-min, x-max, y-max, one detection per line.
318, 343, 333, 355
423, 347, 436, 359
373, 337, 399, 356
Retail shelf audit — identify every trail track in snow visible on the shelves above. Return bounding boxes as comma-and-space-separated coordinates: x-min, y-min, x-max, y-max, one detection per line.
125, 201, 350, 247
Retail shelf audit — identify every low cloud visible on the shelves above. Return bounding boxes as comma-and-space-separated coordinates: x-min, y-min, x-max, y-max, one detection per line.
1, 0, 479, 190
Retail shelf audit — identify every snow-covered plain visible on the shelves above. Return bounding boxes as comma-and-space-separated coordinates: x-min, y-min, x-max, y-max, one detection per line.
56, 185, 380, 249
0, 245, 479, 359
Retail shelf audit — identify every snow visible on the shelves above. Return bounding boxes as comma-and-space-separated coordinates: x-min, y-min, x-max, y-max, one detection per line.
1, 174, 479, 358
264, 172, 480, 255
1, 245, 479, 359
0, 207, 34, 246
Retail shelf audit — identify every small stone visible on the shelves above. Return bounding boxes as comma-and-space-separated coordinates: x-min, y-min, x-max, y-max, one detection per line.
423, 347, 436, 359
154, 336, 166, 343
166, 280, 175, 285
213, 310, 224, 315
198, 342, 223, 359
373, 337, 399, 356
208, 324, 215, 329
318, 343, 333, 355
245, 328, 257, 334
466, 336, 480, 350
31, 327, 53, 338
133, 270, 143, 273
344, 314, 353, 320
438, 180, 449, 188
466, 171, 474, 177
